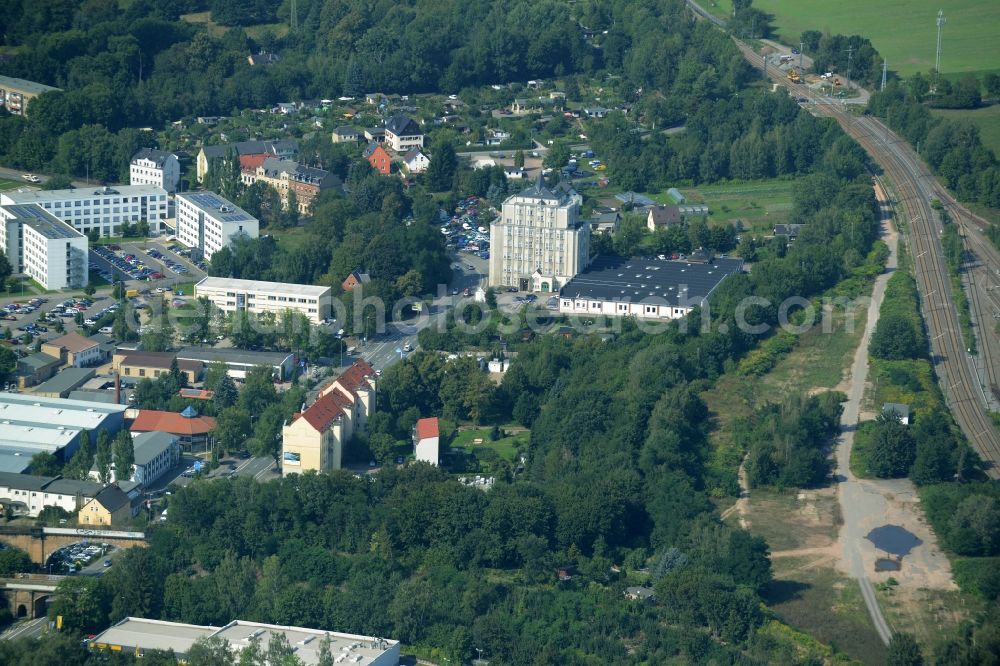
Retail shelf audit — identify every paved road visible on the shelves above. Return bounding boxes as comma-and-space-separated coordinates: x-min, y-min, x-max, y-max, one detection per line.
0, 166, 90, 190
0, 616, 47, 641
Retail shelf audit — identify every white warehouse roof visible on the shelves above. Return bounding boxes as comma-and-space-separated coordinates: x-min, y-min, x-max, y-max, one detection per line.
196, 276, 331, 298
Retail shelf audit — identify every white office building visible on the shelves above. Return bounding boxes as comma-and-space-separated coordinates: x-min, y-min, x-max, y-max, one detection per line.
0, 204, 88, 290
0, 185, 169, 236
89, 431, 180, 487
175, 192, 259, 260
488, 175, 590, 292
195, 276, 331, 324
130, 148, 181, 193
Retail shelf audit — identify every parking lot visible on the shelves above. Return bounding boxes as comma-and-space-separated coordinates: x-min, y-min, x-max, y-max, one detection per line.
90, 241, 207, 285
441, 196, 491, 262
45, 542, 115, 575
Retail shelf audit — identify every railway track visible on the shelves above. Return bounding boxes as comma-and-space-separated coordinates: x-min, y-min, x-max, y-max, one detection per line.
715, 24, 1000, 475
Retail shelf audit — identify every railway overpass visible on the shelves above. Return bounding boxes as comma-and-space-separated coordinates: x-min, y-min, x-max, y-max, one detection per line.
0, 525, 147, 565
0, 574, 63, 619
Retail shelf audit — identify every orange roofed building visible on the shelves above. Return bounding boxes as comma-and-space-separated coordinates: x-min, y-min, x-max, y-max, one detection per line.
414, 417, 439, 466
281, 359, 377, 475
131, 406, 217, 451
364, 143, 392, 175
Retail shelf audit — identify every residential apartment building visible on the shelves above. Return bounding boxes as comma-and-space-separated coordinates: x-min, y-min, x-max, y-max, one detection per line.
0, 74, 60, 117
242, 157, 342, 214
384, 114, 423, 152
488, 176, 590, 292
282, 360, 376, 475
0, 204, 88, 290
89, 431, 180, 486
175, 192, 259, 260
0, 185, 169, 236
195, 276, 331, 324
0, 472, 101, 518
129, 148, 181, 193
197, 139, 298, 183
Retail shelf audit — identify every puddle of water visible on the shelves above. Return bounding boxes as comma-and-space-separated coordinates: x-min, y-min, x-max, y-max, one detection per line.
866, 524, 922, 556
875, 558, 901, 572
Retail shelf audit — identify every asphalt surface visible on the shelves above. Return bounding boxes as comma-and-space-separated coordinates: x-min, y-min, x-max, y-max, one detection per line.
0, 616, 47, 641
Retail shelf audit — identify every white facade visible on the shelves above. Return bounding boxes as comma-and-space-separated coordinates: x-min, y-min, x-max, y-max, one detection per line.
175, 192, 259, 260
0, 472, 100, 517
488, 178, 590, 292
0, 204, 88, 290
91, 431, 180, 486
130, 150, 181, 193
195, 276, 331, 324
415, 433, 439, 466
0, 185, 169, 236
559, 297, 693, 320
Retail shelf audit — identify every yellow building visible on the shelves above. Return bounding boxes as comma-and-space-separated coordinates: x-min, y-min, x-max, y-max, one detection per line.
281, 359, 376, 475
78, 485, 133, 526
113, 351, 202, 384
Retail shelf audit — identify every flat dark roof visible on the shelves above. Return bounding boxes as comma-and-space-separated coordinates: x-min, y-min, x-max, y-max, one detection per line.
560, 255, 743, 307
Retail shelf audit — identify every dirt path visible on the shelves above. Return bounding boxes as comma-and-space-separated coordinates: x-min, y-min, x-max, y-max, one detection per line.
833, 184, 958, 646
720, 453, 749, 529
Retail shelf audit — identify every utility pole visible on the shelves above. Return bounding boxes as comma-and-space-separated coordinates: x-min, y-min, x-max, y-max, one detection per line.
799, 41, 805, 69
881, 59, 888, 91
935, 9, 946, 75
845, 45, 854, 91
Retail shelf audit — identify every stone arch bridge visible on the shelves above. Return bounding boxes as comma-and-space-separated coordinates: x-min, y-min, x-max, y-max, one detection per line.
0, 525, 147, 565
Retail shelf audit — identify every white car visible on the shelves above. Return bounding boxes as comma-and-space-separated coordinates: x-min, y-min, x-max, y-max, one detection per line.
28, 175, 40, 183
21, 174, 32, 180
403, 343, 412, 352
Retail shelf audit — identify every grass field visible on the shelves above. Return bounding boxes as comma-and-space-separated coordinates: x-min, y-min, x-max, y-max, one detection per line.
932, 104, 1000, 158
449, 427, 528, 463
181, 12, 288, 39
748, 0, 1000, 76
0, 177, 24, 192
662, 179, 797, 232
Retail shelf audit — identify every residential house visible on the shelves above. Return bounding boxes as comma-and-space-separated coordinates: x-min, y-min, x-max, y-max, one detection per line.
239, 153, 271, 186
42, 332, 103, 368
646, 205, 682, 232
274, 102, 296, 115
331, 126, 360, 144
403, 149, 430, 175
384, 114, 423, 153
197, 139, 298, 183
365, 143, 393, 175
247, 51, 280, 66
590, 208, 621, 235
281, 359, 377, 475
484, 129, 511, 146
414, 417, 440, 466
129, 149, 181, 193
584, 107, 610, 118
773, 224, 803, 241
131, 407, 217, 452
78, 484, 133, 526
624, 587, 656, 602
364, 128, 385, 143
341, 270, 371, 293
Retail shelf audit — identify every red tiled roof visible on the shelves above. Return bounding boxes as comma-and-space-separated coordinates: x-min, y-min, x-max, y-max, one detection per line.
298, 388, 352, 432
415, 417, 439, 440
337, 358, 375, 393
131, 410, 217, 436
240, 153, 271, 173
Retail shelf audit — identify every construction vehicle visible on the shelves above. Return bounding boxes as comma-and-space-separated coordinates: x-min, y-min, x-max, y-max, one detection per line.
787, 69, 801, 84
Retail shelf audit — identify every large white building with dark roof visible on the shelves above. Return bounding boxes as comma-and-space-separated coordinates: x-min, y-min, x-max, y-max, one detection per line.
130, 148, 181, 193
89, 617, 399, 665
0, 204, 89, 289
489, 175, 590, 292
0, 185, 169, 236
175, 192, 259, 260
558, 255, 743, 320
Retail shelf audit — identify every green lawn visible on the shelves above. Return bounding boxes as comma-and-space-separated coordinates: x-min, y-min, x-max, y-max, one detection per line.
749, 0, 1000, 76
0, 177, 24, 192
449, 426, 528, 463
666, 179, 797, 232
932, 105, 1000, 158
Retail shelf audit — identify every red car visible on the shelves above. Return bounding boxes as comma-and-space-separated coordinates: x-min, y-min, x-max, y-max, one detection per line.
150, 272, 163, 279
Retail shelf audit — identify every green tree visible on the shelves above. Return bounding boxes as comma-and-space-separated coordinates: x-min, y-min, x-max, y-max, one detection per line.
113, 430, 135, 482
48, 577, 109, 633
30, 451, 60, 476
543, 141, 570, 169
425, 142, 458, 191
0, 345, 16, 380
887, 632, 923, 666
514, 149, 525, 168
95, 430, 113, 484
41, 174, 74, 190
65, 430, 93, 480
214, 374, 238, 409
0, 546, 32, 576
868, 412, 917, 478
870, 313, 921, 360
216, 408, 252, 454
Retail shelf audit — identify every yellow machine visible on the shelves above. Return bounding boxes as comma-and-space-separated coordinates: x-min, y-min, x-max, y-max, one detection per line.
787, 69, 801, 83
